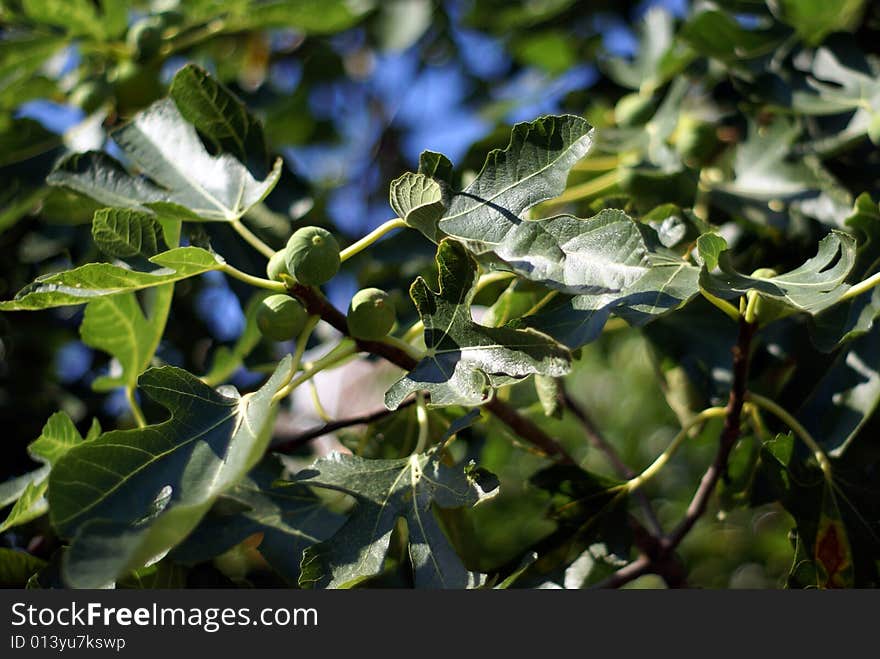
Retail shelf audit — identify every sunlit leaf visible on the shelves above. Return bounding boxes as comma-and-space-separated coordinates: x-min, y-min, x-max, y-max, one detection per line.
0, 413, 99, 533
49, 356, 292, 588
291, 449, 499, 589
80, 288, 173, 391
700, 230, 857, 315
169, 64, 267, 166
0, 247, 222, 311
48, 98, 282, 222
385, 239, 571, 409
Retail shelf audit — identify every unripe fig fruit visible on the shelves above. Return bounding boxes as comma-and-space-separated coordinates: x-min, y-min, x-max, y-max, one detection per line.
266, 251, 289, 282
748, 268, 784, 324
347, 288, 396, 340
111, 60, 163, 112
256, 294, 308, 341
614, 93, 655, 127
127, 18, 163, 62
673, 115, 719, 166
284, 226, 340, 286
69, 79, 111, 114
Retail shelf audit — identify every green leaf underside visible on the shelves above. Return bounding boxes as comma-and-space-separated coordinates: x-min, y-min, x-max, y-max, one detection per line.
80, 289, 173, 391
389, 172, 445, 241
47, 357, 291, 588
810, 194, 880, 350
385, 240, 571, 409
793, 47, 880, 117
0, 413, 98, 533
604, 8, 686, 91
170, 64, 267, 165
696, 233, 727, 271
47, 98, 281, 222
402, 115, 699, 347
700, 231, 857, 314
438, 115, 595, 249
708, 118, 851, 226
171, 456, 343, 584
91, 208, 166, 259
0, 247, 221, 311
526, 248, 700, 349
799, 326, 880, 457
292, 450, 499, 589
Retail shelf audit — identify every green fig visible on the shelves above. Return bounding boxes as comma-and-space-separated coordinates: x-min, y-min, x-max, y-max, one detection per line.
256, 294, 308, 341
284, 226, 340, 286
127, 18, 163, 62
347, 288, 396, 340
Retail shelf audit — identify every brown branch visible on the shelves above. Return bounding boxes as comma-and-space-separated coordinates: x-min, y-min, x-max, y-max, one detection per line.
286, 282, 576, 463
666, 317, 755, 548
562, 389, 635, 477
562, 388, 663, 535
593, 554, 652, 589
600, 316, 755, 589
272, 398, 416, 453
484, 398, 575, 463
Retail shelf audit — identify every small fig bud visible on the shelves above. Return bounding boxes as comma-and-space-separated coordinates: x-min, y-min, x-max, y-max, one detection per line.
266, 251, 289, 282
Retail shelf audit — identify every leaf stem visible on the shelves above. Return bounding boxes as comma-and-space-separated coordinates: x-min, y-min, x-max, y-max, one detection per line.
231, 218, 276, 259
272, 341, 358, 403
837, 270, 880, 303
626, 407, 728, 494
413, 393, 430, 454
308, 379, 333, 422
339, 218, 407, 263
745, 393, 833, 479
161, 18, 227, 57
743, 291, 761, 324
220, 263, 286, 292
125, 386, 147, 428
522, 290, 559, 318
401, 320, 424, 344
700, 287, 740, 321
541, 169, 619, 207
271, 315, 321, 400
475, 271, 516, 293
571, 155, 620, 171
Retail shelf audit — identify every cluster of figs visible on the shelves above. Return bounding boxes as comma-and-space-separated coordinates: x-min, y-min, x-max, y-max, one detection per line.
256, 226, 396, 343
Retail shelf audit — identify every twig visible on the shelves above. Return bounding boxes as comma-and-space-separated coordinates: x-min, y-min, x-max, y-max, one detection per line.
272, 398, 416, 453
562, 389, 664, 535
286, 282, 576, 463
600, 316, 755, 588
562, 390, 636, 477
666, 316, 756, 547
593, 555, 652, 589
